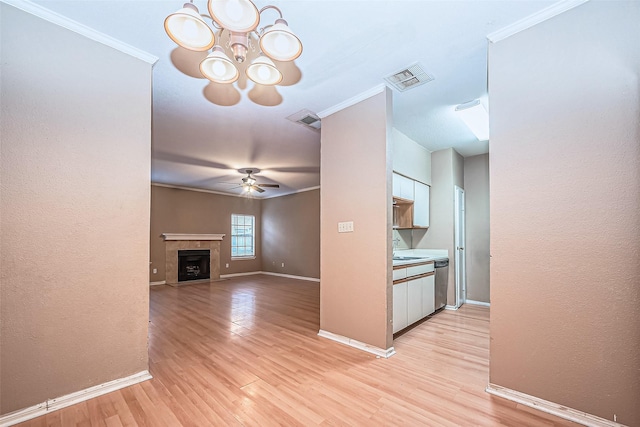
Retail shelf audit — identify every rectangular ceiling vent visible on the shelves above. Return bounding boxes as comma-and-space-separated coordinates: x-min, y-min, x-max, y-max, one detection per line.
287, 109, 321, 131
384, 63, 434, 92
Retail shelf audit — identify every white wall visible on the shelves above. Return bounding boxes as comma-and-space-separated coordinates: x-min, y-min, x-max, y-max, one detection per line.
464, 154, 490, 303
414, 148, 463, 305
1, 4, 154, 414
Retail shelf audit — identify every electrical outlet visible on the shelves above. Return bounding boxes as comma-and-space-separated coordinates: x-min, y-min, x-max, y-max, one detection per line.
152, 268, 157, 274
338, 221, 354, 233
225, 263, 229, 268
281, 262, 285, 267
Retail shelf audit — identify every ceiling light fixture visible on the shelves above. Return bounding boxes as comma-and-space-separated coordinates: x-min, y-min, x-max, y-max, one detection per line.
455, 100, 490, 141
165, 0, 302, 86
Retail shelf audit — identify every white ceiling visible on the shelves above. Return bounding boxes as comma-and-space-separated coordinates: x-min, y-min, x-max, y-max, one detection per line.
32, 0, 555, 198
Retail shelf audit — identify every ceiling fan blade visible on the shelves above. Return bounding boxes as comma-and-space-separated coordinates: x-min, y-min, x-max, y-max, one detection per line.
253, 185, 265, 193
257, 183, 280, 188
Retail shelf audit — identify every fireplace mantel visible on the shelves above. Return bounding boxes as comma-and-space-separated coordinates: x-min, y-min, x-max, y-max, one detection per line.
162, 233, 225, 241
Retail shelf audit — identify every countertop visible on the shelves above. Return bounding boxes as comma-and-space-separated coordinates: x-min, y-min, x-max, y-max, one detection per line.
392, 249, 448, 266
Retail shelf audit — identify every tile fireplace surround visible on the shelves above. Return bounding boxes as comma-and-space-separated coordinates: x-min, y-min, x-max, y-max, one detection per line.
162, 233, 225, 286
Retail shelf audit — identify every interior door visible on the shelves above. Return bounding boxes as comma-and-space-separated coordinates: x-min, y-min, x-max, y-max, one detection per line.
454, 186, 466, 307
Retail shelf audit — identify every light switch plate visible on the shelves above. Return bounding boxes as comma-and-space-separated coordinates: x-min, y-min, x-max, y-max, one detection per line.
338, 221, 354, 233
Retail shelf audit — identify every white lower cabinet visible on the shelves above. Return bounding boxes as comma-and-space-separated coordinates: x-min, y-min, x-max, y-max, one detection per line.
407, 278, 424, 325
422, 275, 435, 317
393, 282, 408, 333
393, 268, 436, 334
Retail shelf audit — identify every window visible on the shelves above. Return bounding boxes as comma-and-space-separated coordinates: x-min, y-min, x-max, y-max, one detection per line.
231, 214, 255, 258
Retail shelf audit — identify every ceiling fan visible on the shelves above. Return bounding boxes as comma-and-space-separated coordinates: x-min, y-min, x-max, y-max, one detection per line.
238, 168, 279, 193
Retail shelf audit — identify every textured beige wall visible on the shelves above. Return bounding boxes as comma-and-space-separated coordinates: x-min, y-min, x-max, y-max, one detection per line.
0, 5, 152, 414
150, 185, 262, 281
261, 190, 320, 279
463, 154, 490, 303
414, 148, 463, 305
489, 1, 640, 424
320, 89, 393, 351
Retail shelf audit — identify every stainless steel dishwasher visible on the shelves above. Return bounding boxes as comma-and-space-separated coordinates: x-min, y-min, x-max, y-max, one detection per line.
434, 258, 449, 310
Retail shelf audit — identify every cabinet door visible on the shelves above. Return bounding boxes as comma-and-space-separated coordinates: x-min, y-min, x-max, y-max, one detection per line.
422, 274, 436, 317
413, 181, 430, 227
392, 172, 402, 198
393, 268, 407, 281
407, 278, 423, 325
393, 283, 408, 333
393, 173, 414, 200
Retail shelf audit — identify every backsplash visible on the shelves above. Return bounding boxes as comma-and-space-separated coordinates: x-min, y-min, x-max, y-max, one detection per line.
392, 229, 412, 250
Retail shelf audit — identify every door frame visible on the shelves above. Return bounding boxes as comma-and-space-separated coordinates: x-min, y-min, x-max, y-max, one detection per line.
454, 185, 466, 308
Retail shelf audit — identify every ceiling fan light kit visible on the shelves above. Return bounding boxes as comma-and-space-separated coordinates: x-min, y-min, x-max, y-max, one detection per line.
237, 168, 279, 194
165, 0, 302, 86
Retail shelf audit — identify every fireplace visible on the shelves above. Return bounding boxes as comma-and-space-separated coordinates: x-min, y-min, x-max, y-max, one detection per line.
162, 233, 225, 286
178, 250, 211, 282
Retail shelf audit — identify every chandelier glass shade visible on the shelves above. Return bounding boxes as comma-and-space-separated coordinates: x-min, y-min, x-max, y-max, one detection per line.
165, 0, 302, 86
208, 0, 260, 33
200, 46, 239, 83
259, 19, 302, 61
164, 3, 215, 51
246, 54, 282, 85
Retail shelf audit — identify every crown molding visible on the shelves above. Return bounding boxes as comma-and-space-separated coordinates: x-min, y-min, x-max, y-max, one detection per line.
487, 0, 589, 43
261, 186, 321, 199
318, 84, 387, 119
1, 0, 158, 65
152, 182, 247, 198
152, 182, 320, 199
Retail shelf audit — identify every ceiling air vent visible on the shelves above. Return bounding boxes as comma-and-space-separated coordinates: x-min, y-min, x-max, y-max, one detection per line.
287, 109, 321, 131
384, 63, 434, 92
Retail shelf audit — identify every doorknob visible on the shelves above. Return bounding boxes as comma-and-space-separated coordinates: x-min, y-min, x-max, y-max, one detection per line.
458, 247, 464, 250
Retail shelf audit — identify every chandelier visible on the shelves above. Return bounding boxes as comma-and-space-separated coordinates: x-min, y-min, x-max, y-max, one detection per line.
164, 0, 302, 86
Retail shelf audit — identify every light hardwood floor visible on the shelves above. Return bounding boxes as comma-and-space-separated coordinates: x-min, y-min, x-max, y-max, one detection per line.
17, 275, 577, 426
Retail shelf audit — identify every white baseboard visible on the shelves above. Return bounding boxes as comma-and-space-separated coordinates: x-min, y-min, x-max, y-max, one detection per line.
444, 305, 459, 310
0, 370, 152, 427
318, 329, 395, 359
486, 384, 623, 427
220, 271, 320, 283
465, 299, 490, 307
260, 271, 320, 283
220, 271, 262, 279
149, 280, 166, 286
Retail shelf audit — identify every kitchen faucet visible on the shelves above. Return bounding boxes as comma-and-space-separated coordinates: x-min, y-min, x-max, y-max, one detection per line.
392, 236, 401, 257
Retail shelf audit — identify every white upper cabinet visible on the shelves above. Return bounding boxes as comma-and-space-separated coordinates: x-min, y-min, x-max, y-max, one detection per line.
413, 181, 430, 227
391, 128, 432, 186
393, 172, 414, 200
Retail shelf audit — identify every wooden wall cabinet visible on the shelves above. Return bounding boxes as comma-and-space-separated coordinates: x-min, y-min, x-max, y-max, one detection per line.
393, 198, 413, 229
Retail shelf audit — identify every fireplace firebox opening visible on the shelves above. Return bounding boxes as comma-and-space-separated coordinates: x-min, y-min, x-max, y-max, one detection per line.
178, 250, 211, 282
